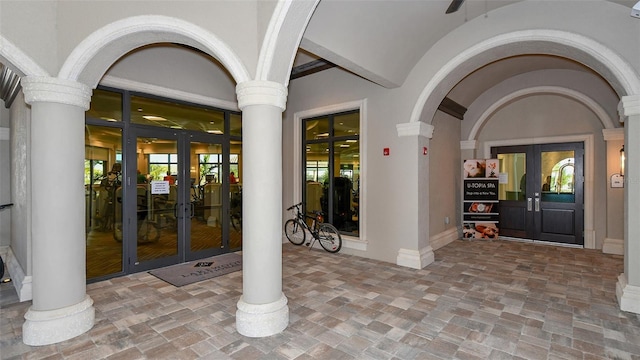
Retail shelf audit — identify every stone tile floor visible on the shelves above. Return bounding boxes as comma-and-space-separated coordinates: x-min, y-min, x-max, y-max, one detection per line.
1, 239, 640, 359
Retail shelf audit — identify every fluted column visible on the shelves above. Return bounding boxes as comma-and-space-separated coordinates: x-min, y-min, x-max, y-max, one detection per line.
617, 94, 640, 314
21, 76, 94, 345
235, 80, 289, 337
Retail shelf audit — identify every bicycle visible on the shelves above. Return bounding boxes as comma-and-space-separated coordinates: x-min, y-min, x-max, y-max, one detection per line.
284, 202, 342, 253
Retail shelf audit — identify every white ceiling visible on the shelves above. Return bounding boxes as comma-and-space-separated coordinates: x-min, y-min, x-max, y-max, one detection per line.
295, 0, 638, 108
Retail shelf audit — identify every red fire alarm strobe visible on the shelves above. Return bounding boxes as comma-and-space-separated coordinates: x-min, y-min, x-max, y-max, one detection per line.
423, 147, 428, 155
383, 148, 390, 156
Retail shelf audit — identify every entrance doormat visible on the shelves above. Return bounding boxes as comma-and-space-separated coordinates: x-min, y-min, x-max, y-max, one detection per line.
149, 253, 242, 287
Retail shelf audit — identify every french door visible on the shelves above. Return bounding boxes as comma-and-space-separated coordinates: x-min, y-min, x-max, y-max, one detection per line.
125, 127, 236, 273
491, 142, 584, 245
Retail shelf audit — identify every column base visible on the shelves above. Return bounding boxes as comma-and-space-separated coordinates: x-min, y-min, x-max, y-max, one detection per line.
23, 295, 94, 346
236, 293, 289, 338
616, 273, 640, 314
396, 246, 434, 269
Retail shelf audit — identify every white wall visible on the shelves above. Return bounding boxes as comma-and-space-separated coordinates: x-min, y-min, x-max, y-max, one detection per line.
10, 92, 31, 275
286, 67, 421, 264
429, 111, 461, 237
105, 45, 237, 105
0, 1, 261, 79
0, 105, 10, 247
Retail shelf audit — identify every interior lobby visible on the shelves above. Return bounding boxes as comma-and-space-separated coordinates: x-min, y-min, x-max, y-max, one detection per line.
1, 0, 640, 357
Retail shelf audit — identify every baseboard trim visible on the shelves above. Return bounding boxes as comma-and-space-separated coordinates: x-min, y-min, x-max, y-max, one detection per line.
430, 227, 460, 250
616, 273, 640, 314
602, 238, 624, 255
6, 247, 32, 301
397, 246, 434, 269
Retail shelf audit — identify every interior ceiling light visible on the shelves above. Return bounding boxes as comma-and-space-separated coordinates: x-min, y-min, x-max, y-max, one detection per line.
207, 130, 223, 134
340, 144, 350, 148
143, 115, 167, 121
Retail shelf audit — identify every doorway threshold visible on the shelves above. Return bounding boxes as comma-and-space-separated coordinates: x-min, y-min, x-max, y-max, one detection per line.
499, 236, 584, 249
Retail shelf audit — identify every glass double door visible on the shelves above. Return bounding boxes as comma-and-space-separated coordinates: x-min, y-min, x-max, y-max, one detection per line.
125, 127, 239, 273
492, 142, 584, 245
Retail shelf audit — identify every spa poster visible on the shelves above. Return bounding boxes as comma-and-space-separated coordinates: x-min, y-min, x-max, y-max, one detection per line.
463, 159, 499, 239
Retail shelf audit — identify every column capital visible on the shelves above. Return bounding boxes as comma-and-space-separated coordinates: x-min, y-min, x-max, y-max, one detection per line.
460, 140, 477, 150
618, 94, 640, 122
236, 80, 287, 111
396, 121, 434, 139
22, 76, 92, 110
602, 128, 624, 141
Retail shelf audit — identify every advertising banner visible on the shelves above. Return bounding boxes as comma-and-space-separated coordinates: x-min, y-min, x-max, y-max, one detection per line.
462, 159, 499, 239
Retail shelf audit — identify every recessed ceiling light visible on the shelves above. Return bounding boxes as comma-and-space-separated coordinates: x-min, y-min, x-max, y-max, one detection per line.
143, 115, 167, 121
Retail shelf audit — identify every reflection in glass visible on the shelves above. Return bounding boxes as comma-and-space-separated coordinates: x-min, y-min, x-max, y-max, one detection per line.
497, 153, 526, 201
305, 116, 330, 141
334, 113, 359, 137
306, 142, 329, 216
136, 136, 179, 261
86, 89, 123, 122
193, 141, 223, 253
303, 110, 360, 236
541, 150, 575, 203
230, 113, 242, 137
85, 124, 123, 279
131, 95, 225, 133
229, 141, 242, 251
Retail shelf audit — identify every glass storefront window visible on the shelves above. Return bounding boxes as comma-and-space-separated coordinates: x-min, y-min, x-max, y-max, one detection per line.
131, 95, 225, 133
230, 113, 242, 137
303, 111, 360, 235
85, 124, 123, 279
305, 116, 330, 141
86, 89, 123, 122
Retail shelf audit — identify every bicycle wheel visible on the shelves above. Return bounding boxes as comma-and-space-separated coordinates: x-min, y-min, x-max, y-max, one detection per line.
318, 223, 342, 253
284, 219, 306, 245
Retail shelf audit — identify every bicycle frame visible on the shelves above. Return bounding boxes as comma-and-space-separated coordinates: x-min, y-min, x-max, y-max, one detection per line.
290, 204, 323, 246
285, 202, 342, 253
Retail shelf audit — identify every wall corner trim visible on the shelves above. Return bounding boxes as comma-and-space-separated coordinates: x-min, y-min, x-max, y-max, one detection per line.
602, 128, 624, 141
396, 246, 434, 269
397, 122, 434, 138
602, 238, 624, 255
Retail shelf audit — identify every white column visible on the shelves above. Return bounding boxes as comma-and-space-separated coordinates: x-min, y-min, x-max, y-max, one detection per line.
617, 94, 640, 314
21, 76, 94, 346
395, 122, 435, 269
235, 80, 288, 337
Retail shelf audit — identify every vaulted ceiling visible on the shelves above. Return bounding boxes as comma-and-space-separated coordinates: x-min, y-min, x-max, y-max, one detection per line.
293, 0, 637, 115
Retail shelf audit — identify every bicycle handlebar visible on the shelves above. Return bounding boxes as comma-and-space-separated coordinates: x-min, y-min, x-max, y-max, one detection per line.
0, 203, 13, 211
287, 202, 303, 211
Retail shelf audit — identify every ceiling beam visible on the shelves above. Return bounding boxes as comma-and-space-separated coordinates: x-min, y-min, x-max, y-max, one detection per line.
438, 97, 467, 120
290, 59, 337, 80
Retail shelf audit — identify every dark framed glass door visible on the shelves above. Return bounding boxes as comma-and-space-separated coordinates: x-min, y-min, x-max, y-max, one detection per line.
492, 142, 584, 245
125, 128, 234, 272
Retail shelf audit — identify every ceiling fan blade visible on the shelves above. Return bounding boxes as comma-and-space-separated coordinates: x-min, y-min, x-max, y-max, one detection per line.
445, 0, 465, 14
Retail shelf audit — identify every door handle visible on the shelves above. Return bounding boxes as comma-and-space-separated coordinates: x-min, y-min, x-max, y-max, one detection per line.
174, 203, 180, 218
190, 202, 195, 218
535, 197, 540, 212
527, 197, 532, 211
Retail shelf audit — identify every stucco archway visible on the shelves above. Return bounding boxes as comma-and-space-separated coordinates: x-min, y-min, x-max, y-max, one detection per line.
58, 15, 250, 89
409, 29, 640, 126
